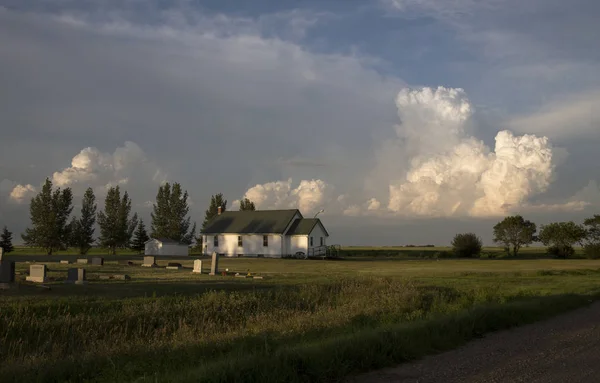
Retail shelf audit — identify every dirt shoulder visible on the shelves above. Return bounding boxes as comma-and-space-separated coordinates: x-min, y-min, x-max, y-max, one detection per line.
348, 300, 600, 383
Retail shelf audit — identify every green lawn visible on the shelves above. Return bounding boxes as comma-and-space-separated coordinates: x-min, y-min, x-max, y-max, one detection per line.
2, 254, 600, 382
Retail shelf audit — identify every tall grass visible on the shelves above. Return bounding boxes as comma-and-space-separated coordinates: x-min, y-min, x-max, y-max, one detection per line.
1, 275, 593, 382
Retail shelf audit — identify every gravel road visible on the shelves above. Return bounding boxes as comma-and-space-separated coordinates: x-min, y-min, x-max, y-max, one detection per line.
349, 301, 600, 383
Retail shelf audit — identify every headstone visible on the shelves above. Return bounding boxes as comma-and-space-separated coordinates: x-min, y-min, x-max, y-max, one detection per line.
209, 252, 219, 275
142, 256, 157, 267
67, 268, 87, 284
193, 259, 203, 274
99, 275, 111, 280
91, 257, 104, 266
60, 260, 70, 264
0, 261, 15, 283
26, 264, 47, 283
253, 276, 264, 280
77, 258, 88, 264
0, 247, 3, 261
113, 274, 130, 281
166, 262, 181, 270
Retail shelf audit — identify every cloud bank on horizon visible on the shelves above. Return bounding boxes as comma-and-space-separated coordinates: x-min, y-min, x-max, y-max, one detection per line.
233, 86, 591, 218
3, 86, 596, 219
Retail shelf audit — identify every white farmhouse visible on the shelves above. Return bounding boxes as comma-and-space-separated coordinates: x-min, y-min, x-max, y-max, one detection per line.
200, 208, 329, 258
144, 238, 190, 257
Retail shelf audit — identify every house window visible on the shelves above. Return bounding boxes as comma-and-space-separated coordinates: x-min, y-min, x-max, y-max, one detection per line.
213, 236, 219, 247
263, 235, 268, 247
238, 236, 243, 247
320, 237, 324, 246
310, 237, 313, 246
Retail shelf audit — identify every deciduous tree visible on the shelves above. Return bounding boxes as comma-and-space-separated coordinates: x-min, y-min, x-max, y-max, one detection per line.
583, 215, 600, 259
451, 233, 482, 258
538, 221, 587, 258
492, 215, 537, 256
21, 178, 73, 255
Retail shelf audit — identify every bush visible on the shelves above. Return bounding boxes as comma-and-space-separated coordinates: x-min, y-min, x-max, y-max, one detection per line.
451, 233, 482, 258
547, 245, 575, 259
583, 243, 600, 259
479, 252, 498, 259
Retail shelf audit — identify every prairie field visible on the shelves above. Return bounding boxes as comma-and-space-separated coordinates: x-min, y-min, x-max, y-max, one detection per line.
2, 250, 600, 382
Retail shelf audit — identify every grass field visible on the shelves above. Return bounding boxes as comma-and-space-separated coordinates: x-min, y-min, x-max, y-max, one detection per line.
2, 252, 600, 382
8, 244, 570, 258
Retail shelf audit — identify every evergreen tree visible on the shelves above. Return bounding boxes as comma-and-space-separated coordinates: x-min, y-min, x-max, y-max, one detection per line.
150, 182, 196, 244
130, 220, 149, 254
97, 186, 138, 255
239, 198, 256, 211
22, 178, 73, 255
71, 187, 97, 255
0, 226, 14, 253
202, 193, 227, 231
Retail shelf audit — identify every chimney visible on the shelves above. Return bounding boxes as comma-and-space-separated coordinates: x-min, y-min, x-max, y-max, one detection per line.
217, 206, 222, 215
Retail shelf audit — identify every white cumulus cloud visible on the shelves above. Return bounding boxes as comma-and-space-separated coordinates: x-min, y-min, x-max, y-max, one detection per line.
234, 178, 336, 215
373, 86, 558, 217
9, 184, 37, 204
49, 141, 166, 197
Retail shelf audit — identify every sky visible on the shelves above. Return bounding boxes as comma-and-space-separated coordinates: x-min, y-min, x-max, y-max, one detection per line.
1, 0, 599, 246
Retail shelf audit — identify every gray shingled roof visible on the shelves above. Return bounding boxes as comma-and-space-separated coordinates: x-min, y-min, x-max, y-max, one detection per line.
285, 218, 329, 236
201, 209, 302, 234
145, 238, 184, 244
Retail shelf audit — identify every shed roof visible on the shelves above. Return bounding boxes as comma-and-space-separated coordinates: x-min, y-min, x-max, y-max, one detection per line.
201, 209, 302, 234
145, 238, 186, 245
285, 218, 329, 236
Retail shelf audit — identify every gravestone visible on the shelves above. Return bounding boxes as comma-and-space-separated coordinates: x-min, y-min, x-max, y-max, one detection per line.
99, 275, 111, 280
67, 268, 87, 285
60, 260, 70, 264
76, 258, 88, 264
91, 257, 104, 266
113, 274, 130, 281
26, 264, 47, 283
0, 247, 3, 261
209, 252, 219, 276
0, 261, 15, 283
166, 262, 182, 270
253, 276, 264, 280
142, 256, 157, 267
192, 259, 203, 274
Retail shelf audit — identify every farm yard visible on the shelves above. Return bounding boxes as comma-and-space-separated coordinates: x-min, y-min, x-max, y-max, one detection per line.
3, 247, 600, 382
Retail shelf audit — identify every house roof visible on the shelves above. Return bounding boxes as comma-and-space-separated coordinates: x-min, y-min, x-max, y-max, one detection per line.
145, 238, 184, 244
285, 218, 329, 236
201, 209, 302, 234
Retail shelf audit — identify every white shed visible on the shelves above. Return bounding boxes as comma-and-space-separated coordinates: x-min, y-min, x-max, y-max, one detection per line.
144, 238, 189, 257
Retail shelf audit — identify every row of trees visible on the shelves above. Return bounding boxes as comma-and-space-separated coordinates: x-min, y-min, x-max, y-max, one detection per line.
16, 179, 257, 255
452, 214, 600, 258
